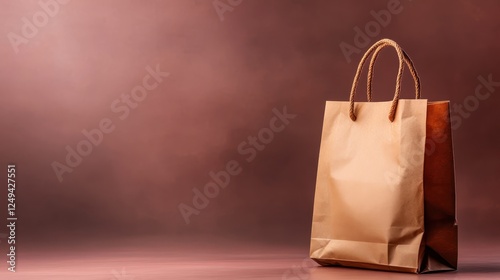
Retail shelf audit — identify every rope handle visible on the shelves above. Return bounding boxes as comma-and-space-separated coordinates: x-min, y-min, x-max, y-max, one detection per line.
367, 42, 420, 101
349, 39, 420, 122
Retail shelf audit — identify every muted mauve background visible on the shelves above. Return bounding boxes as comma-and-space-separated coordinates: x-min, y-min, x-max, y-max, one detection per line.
0, 0, 499, 279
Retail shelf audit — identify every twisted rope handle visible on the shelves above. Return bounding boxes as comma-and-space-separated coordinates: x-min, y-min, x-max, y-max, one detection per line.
349, 39, 419, 122
367, 42, 420, 101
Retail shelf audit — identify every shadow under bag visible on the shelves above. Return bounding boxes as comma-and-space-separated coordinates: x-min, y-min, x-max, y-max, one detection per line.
310, 38, 458, 273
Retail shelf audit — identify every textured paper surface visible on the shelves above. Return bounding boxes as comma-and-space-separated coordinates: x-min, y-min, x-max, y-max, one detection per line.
310, 99, 429, 273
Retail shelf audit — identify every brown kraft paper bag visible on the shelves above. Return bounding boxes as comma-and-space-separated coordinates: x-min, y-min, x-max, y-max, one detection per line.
310, 38, 457, 273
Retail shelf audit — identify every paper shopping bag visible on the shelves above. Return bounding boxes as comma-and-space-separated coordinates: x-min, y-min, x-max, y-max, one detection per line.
309, 38, 457, 273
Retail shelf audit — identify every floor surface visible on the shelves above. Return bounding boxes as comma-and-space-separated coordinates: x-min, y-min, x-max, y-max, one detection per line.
1, 239, 499, 279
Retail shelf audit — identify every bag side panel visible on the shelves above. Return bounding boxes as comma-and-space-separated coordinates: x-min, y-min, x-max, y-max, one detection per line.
421, 101, 458, 272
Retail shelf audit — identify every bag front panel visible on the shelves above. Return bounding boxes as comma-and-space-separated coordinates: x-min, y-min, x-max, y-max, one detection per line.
310, 99, 428, 272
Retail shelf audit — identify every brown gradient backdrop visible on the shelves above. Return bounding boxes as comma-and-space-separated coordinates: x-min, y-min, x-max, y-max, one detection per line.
0, 0, 499, 252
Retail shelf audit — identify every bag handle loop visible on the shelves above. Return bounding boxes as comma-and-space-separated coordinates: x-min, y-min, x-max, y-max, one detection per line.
367, 42, 420, 102
349, 39, 420, 122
